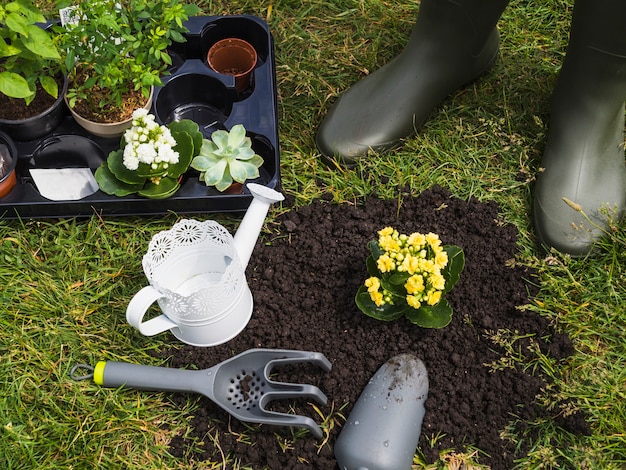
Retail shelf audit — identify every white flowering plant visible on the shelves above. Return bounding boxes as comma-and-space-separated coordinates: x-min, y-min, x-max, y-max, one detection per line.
355, 227, 465, 328
191, 124, 264, 192
95, 109, 202, 198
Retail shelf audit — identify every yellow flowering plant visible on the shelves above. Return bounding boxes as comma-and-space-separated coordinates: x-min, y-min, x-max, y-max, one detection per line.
355, 227, 465, 328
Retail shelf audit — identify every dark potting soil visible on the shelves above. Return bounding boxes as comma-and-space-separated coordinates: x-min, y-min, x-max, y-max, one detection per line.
0, 75, 65, 121
159, 185, 589, 469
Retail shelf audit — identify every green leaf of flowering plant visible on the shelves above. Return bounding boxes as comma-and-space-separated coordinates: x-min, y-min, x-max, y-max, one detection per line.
94, 163, 143, 196
365, 254, 380, 277
137, 176, 180, 199
368, 239, 384, 259
106, 150, 146, 184
388, 271, 411, 286
166, 132, 193, 179
404, 299, 453, 328
168, 119, 203, 156
135, 161, 170, 179
379, 275, 408, 298
442, 245, 465, 294
355, 286, 406, 321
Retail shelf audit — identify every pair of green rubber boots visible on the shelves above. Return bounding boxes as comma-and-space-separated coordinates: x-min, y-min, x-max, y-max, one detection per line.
316, 0, 626, 257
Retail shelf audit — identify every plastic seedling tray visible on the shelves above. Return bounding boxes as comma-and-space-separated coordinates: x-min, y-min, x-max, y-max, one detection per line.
0, 15, 280, 219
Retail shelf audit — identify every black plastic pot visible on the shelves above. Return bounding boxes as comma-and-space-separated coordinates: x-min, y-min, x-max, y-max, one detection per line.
154, 73, 231, 137
0, 75, 69, 142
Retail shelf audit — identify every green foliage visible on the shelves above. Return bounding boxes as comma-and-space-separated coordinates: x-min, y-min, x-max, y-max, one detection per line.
191, 124, 264, 192
56, 0, 200, 118
0, 0, 62, 104
95, 119, 202, 199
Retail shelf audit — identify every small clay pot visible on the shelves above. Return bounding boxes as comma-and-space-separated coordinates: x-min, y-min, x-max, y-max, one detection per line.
0, 131, 18, 198
207, 38, 257, 93
223, 181, 244, 194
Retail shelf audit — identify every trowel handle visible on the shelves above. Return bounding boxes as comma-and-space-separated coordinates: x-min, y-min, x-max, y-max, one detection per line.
93, 361, 208, 395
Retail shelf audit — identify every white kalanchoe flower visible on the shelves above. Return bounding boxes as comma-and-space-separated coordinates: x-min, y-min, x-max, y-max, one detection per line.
122, 109, 180, 171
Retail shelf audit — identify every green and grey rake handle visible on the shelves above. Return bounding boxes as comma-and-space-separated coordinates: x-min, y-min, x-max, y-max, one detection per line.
92, 361, 213, 394
85, 350, 331, 439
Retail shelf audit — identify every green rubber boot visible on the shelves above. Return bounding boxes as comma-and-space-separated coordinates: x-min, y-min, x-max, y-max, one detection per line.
315, 0, 509, 166
533, 0, 626, 256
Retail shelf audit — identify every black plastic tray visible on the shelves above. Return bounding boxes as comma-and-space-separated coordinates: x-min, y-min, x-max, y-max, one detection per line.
0, 15, 280, 219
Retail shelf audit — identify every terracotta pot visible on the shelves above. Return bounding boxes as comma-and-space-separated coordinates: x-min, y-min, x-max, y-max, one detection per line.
223, 181, 244, 194
207, 38, 257, 93
66, 87, 154, 139
0, 131, 18, 198
0, 75, 69, 142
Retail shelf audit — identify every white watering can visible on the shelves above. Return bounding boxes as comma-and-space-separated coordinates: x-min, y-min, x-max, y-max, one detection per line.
126, 183, 284, 347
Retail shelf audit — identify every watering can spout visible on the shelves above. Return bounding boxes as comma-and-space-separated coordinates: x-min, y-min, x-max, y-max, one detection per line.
233, 183, 284, 270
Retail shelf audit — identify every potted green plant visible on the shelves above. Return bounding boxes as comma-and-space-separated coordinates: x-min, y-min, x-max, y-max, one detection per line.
0, 0, 67, 141
355, 227, 465, 328
56, 0, 200, 137
95, 108, 203, 199
190, 124, 264, 193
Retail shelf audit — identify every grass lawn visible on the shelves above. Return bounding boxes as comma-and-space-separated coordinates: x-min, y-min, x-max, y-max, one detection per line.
2, 0, 625, 468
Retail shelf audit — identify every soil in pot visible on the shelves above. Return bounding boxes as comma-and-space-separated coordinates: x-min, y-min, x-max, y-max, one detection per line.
68, 70, 149, 124
157, 185, 590, 470
0, 74, 66, 121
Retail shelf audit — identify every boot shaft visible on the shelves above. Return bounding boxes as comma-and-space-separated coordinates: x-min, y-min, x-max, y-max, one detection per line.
412, 0, 510, 55
568, 0, 626, 56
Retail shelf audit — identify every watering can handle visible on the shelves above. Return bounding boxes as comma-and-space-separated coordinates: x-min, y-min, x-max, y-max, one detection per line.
126, 286, 177, 336
93, 361, 208, 395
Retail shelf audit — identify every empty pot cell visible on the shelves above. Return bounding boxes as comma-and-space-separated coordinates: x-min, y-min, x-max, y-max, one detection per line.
200, 17, 269, 66
155, 74, 232, 137
249, 133, 276, 178
28, 135, 106, 170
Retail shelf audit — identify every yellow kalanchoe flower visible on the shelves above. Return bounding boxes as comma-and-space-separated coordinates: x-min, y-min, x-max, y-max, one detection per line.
370, 291, 384, 307
407, 295, 422, 309
431, 273, 446, 290
405, 274, 425, 295
377, 254, 395, 273
435, 250, 448, 268
425, 232, 442, 248
364, 276, 380, 293
407, 232, 426, 248
427, 290, 442, 306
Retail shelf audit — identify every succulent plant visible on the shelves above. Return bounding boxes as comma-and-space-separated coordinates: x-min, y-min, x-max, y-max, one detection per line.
191, 124, 264, 192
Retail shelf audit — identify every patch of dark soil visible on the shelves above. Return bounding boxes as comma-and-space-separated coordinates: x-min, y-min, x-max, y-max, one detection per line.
158, 185, 587, 469
0, 74, 65, 121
